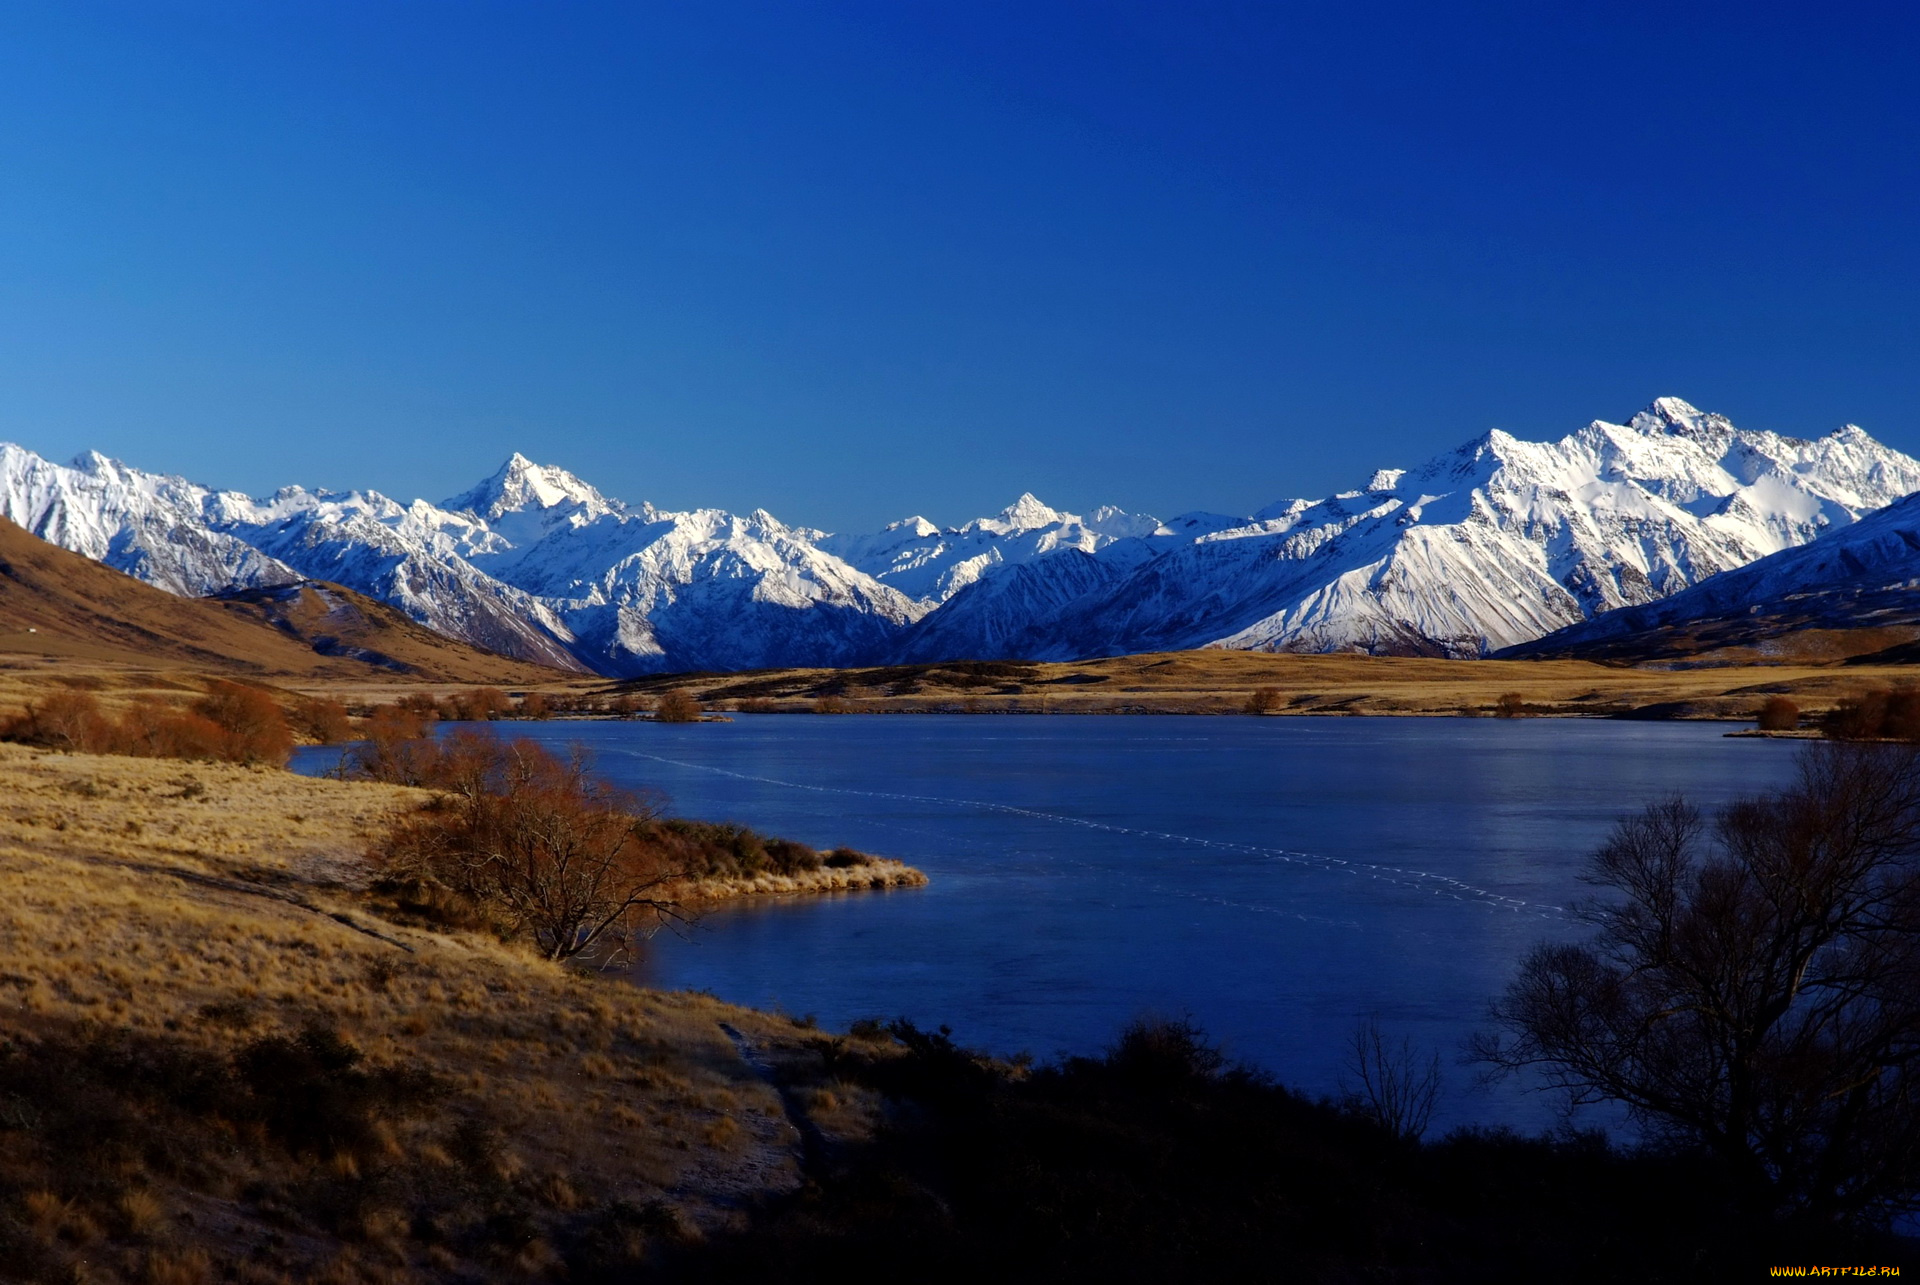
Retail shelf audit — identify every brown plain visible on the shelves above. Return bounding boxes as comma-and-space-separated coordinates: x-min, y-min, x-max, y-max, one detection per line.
603, 650, 1920, 722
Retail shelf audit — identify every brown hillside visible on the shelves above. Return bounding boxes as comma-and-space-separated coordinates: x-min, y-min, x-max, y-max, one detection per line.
0, 516, 561, 682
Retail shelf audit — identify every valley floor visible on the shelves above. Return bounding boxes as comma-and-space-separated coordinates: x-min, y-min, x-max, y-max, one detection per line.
596, 649, 1920, 722
8, 640, 1919, 726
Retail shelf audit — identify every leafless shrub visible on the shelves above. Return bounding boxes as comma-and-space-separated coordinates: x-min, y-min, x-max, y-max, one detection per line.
1476, 743, 1920, 1221
1341, 1019, 1439, 1143
371, 732, 685, 963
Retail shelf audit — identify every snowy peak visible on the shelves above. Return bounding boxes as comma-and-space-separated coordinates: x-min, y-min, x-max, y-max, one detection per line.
444, 453, 616, 521
1628, 396, 1734, 446
976, 492, 1071, 534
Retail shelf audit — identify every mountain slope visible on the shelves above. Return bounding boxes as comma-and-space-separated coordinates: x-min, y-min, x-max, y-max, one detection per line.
0, 518, 557, 680
964, 399, 1920, 661
1499, 490, 1920, 664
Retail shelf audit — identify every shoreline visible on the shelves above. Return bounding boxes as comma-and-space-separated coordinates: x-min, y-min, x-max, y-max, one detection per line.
665, 859, 929, 903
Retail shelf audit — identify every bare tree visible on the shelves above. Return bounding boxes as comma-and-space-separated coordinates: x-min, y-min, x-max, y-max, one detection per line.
1475, 742, 1920, 1222
374, 733, 685, 964
1342, 1019, 1440, 1142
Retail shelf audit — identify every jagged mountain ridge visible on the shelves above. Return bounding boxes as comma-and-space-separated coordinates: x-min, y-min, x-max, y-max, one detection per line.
1498, 489, 1920, 664
923, 398, 1920, 661
2, 397, 1915, 673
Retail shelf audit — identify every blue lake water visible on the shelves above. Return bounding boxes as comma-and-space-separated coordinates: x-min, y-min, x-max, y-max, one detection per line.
296, 715, 1799, 1132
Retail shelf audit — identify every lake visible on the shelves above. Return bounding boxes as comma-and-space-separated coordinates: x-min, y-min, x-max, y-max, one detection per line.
297, 714, 1799, 1132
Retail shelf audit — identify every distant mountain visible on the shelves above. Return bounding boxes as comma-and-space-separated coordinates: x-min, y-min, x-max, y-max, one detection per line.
818, 493, 1161, 603
947, 398, 1920, 661
0, 517, 558, 681
1499, 489, 1920, 665
3, 397, 1915, 673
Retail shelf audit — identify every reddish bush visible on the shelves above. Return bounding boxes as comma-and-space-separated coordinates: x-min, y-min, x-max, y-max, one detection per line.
4, 690, 113, 751
1822, 688, 1920, 741
371, 732, 681, 962
438, 686, 513, 722
653, 690, 703, 723
192, 681, 295, 765
1757, 696, 1800, 732
1, 683, 293, 765
289, 696, 353, 744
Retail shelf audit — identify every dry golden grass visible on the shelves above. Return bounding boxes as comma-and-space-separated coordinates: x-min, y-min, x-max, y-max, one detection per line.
0, 741, 880, 1281
607, 649, 1920, 721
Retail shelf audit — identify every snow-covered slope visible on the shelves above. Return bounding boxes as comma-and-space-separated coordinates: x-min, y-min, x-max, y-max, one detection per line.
0, 446, 926, 675
0, 446, 299, 597
958, 398, 1920, 661
3, 397, 1914, 673
1500, 488, 1920, 661
817, 493, 1159, 603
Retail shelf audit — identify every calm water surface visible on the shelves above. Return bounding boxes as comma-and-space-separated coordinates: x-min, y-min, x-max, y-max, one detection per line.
299, 715, 1798, 1130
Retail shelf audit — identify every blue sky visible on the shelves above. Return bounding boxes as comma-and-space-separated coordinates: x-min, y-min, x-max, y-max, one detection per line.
0, 2, 1915, 531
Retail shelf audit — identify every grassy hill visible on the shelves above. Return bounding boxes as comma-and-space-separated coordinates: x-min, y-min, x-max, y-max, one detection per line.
0, 517, 562, 684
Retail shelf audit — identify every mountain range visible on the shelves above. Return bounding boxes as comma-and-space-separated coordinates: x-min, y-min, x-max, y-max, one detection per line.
1502, 487, 1920, 666
0, 516, 555, 681
3, 397, 1915, 675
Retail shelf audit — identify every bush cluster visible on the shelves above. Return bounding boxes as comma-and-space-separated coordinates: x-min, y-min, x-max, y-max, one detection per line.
650, 820, 873, 881
1757, 694, 1801, 731
1822, 688, 1920, 740
0, 681, 297, 765
352, 729, 878, 949
652, 690, 703, 722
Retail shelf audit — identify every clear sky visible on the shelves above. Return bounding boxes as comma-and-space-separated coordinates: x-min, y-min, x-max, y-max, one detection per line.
0, 2, 1915, 531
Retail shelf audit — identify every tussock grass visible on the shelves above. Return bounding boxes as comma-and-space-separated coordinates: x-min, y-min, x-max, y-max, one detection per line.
0, 742, 867, 1281
599, 650, 1920, 721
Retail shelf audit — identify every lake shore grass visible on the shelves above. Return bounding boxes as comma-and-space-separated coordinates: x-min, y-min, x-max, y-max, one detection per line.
592, 650, 1920, 723
662, 861, 928, 903
0, 740, 912, 1280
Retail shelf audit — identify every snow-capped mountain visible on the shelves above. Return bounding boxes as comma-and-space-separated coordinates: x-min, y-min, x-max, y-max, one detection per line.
0, 445, 300, 597
816, 493, 1160, 603
0, 446, 927, 674
2, 397, 1915, 673
1500, 487, 1920, 662
929, 398, 1920, 661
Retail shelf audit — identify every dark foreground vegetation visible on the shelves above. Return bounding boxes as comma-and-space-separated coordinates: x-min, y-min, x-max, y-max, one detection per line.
651, 1018, 1908, 1284
6, 1008, 1904, 1285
